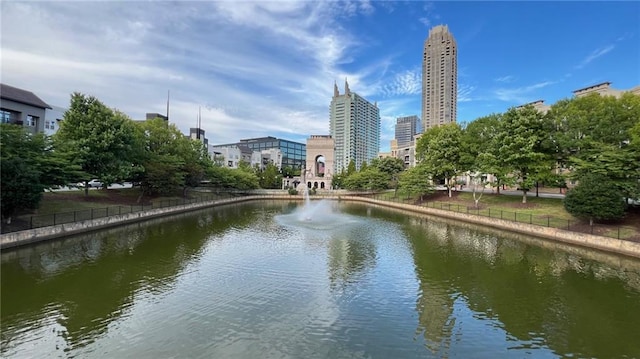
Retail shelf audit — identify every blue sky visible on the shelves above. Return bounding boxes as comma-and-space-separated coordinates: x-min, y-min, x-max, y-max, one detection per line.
2, 1, 639, 152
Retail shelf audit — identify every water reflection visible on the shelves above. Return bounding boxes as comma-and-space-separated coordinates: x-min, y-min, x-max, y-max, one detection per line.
0, 203, 264, 356
2, 201, 640, 359
405, 214, 640, 358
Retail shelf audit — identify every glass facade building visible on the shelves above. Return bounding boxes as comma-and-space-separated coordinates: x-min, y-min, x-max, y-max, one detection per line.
216, 136, 306, 170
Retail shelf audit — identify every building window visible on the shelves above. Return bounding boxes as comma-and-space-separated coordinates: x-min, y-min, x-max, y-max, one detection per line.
1, 109, 17, 124
26, 115, 38, 127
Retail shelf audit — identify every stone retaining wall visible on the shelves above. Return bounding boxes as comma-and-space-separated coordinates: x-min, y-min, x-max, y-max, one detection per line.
2, 194, 639, 259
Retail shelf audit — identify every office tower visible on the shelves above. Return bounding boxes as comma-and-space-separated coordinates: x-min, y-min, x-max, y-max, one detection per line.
330, 79, 380, 174
395, 115, 420, 146
422, 25, 457, 131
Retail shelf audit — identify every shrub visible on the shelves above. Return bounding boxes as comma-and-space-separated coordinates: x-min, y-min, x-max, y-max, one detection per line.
564, 174, 625, 225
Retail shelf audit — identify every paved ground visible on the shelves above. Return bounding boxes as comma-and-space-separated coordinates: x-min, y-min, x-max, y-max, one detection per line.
436, 186, 565, 199
47, 183, 133, 192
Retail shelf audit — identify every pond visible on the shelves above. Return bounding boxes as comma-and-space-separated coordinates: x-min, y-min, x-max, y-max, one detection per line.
2, 200, 639, 358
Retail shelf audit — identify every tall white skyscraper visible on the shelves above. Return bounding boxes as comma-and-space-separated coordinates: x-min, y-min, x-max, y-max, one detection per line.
422, 25, 457, 131
330, 80, 380, 174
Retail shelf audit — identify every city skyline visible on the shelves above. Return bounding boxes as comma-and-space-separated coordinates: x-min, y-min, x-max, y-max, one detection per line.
1, 1, 638, 152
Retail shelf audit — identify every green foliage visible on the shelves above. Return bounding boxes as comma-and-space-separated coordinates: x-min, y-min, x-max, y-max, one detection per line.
331, 171, 346, 190
549, 93, 640, 200
288, 187, 298, 195
342, 168, 389, 191
416, 123, 464, 195
460, 114, 512, 191
281, 166, 298, 178
54, 93, 139, 192
564, 174, 626, 224
1, 125, 45, 221
359, 161, 368, 172
398, 163, 434, 200
134, 119, 186, 195
373, 156, 405, 177
207, 165, 259, 190
346, 159, 356, 176
495, 105, 554, 202
237, 159, 253, 173
258, 163, 282, 189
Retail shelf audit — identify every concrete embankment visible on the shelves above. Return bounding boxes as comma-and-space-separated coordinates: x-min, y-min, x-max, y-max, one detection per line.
2, 194, 639, 259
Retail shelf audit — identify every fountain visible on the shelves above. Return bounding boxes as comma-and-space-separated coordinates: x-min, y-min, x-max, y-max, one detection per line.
275, 186, 359, 230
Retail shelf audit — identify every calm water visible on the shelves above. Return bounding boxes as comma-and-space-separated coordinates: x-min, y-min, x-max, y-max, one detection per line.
2, 201, 640, 358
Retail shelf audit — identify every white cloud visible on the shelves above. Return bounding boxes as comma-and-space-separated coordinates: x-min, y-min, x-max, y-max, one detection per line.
493, 75, 515, 83
494, 81, 556, 104
575, 44, 615, 69
1, 1, 383, 146
379, 68, 422, 97
457, 84, 476, 102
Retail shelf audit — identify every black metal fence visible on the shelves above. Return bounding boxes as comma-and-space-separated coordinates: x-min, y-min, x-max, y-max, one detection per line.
1, 192, 246, 234
364, 193, 636, 241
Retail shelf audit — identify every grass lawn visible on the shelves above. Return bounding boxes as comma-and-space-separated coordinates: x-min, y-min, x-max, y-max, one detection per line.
35, 187, 226, 215
373, 189, 640, 241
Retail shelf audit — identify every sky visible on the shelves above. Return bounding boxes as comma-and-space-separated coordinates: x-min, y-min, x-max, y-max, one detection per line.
2, 1, 639, 152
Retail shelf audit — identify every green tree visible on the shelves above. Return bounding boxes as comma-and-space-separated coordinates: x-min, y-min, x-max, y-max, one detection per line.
0, 125, 80, 223
259, 163, 282, 189
134, 118, 186, 197
373, 156, 405, 177
416, 123, 463, 197
564, 174, 626, 225
342, 168, 389, 191
398, 163, 434, 201
461, 113, 511, 194
179, 138, 214, 196
549, 93, 640, 201
346, 159, 357, 176
54, 93, 138, 195
331, 170, 346, 190
359, 160, 368, 172
495, 106, 554, 203
1, 125, 46, 223
372, 156, 405, 194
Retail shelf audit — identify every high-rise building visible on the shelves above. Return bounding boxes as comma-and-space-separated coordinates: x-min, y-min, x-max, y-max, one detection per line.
330, 80, 380, 173
422, 25, 457, 131
395, 115, 420, 146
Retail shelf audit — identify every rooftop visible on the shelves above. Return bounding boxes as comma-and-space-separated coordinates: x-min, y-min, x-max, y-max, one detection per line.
0, 83, 51, 109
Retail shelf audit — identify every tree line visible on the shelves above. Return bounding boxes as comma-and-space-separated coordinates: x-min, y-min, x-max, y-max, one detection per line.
1, 93, 268, 223
334, 92, 640, 224
2, 91, 638, 225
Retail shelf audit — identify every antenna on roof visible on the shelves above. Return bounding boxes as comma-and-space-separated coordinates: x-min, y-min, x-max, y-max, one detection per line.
166, 90, 170, 122
197, 106, 201, 140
